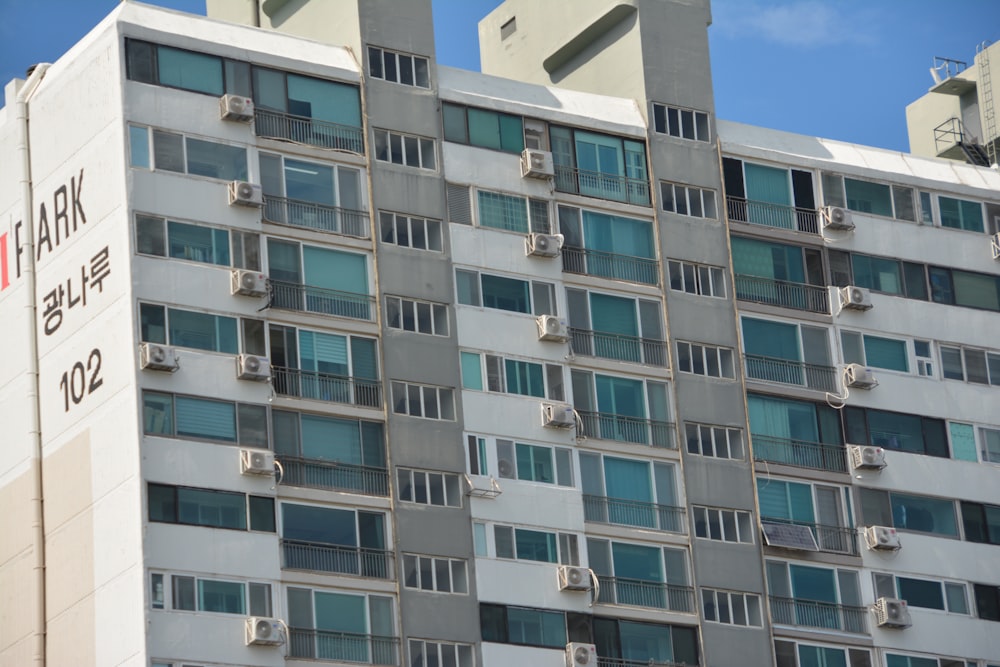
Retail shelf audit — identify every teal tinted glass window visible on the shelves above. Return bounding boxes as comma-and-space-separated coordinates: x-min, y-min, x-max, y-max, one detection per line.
515, 528, 557, 562
481, 274, 530, 313
844, 178, 893, 217
891, 492, 957, 536
167, 221, 229, 265
157, 46, 223, 95
939, 196, 984, 232
505, 360, 544, 397
176, 487, 246, 529
184, 138, 247, 181
863, 335, 908, 372
461, 352, 483, 390
851, 254, 903, 294
478, 191, 528, 232
143, 392, 173, 435
129, 126, 150, 167
198, 579, 245, 614
167, 308, 238, 353
175, 396, 237, 441
516, 443, 554, 483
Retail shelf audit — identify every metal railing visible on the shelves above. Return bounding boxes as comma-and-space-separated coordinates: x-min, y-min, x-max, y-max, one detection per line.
270, 280, 375, 320
278, 457, 389, 496
255, 108, 365, 154
262, 195, 369, 238
734, 274, 829, 314
726, 196, 819, 234
768, 595, 869, 634
578, 410, 676, 448
288, 627, 398, 664
744, 355, 838, 392
271, 366, 381, 407
750, 434, 847, 473
598, 659, 695, 667
281, 539, 393, 579
570, 328, 667, 366
562, 246, 659, 286
596, 575, 695, 613
759, 516, 859, 556
583, 495, 686, 534
554, 164, 650, 206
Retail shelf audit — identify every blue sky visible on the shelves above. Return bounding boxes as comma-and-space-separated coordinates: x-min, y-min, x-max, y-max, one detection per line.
2, 0, 998, 152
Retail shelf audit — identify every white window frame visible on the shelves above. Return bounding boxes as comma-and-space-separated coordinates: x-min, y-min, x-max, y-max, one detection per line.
367, 45, 430, 88
684, 422, 744, 460
839, 329, 911, 374
408, 639, 476, 667
373, 129, 436, 170
491, 524, 580, 565
652, 103, 710, 142
676, 341, 736, 379
701, 587, 763, 627
402, 554, 469, 594
873, 572, 969, 615
386, 296, 449, 336
397, 468, 463, 508
460, 351, 564, 400
693, 506, 753, 543
668, 260, 726, 297
660, 181, 717, 219
391, 381, 455, 421
379, 211, 443, 251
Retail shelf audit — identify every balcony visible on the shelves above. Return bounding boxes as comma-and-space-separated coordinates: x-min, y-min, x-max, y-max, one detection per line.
744, 355, 838, 393
759, 517, 859, 556
768, 595, 869, 634
288, 628, 398, 665
570, 328, 668, 366
554, 164, 650, 206
281, 539, 393, 579
726, 196, 819, 234
578, 410, 676, 448
271, 367, 381, 408
278, 457, 389, 496
263, 195, 369, 239
595, 575, 695, 613
270, 280, 375, 320
583, 495, 686, 534
599, 659, 693, 667
751, 434, 847, 473
255, 108, 364, 154
563, 247, 659, 286
734, 274, 829, 314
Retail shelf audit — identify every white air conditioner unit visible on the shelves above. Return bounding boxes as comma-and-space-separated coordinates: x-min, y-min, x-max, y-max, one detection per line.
822, 205, 855, 231
526, 233, 564, 257
245, 616, 284, 646
874, 597, 911, 629
557, 565, 592, 591
139, 342, 179, 372
240, 448, 275, 475
237, 354, 271, 381
991, 232, 1000, 260
229, 180, 263, 207
537, 315, 570, 342
521, 149, 555, 179
219, 94, 255, 122
565, 643, 598, 667
865, 525, 901, 551
542, 402, 576, 429
844, 363, 878, 389
849, 445, 887, 471
840, 285, 873, 311
231, 269, 269, 297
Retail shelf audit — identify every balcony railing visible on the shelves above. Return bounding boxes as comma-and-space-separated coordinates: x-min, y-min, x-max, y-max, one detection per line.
578, 410, 676, 449
734, 274, 829, 314
278, 457, 389, 496
768, 595, 869, 634
255, 108, 365, 154
744, 355, 838, 392
751, 434, 847, 473
596, 575, 695, 613
288, 628, 398, 665
570, 328, 668, 366
562, 246, 658, 286
583, 495, 686, 534
598, 659, 694, 667
760, 516, 859, 556
726, 196, 819, 234
262, 195, 369, 238
270, 280, 375, 320
281, 539, 393, 579
271, 366, 381, 408
554, 164, 650, 206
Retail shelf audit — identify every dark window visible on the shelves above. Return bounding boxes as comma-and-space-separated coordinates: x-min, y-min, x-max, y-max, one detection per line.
961, 501, 1000, 545
974, 584, 1000, 621
843, 407, 948, 458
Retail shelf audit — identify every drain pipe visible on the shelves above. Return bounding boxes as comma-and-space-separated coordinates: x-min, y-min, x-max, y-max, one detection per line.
17, 61, 51, 667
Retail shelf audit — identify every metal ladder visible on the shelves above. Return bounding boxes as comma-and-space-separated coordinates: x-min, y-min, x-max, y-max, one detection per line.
978, 41, 997, 166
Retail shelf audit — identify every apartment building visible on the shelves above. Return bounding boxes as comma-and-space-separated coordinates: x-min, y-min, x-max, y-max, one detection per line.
1, 2, 999, 667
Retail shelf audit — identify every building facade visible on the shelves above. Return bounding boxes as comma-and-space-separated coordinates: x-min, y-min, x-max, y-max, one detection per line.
1, 2, 999, 667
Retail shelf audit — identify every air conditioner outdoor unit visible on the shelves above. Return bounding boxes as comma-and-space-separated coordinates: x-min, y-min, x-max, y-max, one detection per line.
542, 402, 576, 429
219, 94, 255, 122
229, 180, 263, 207
240, 448, 275, 475
231, 269, 269, 297
865, 525, 901, 551
526, 233, 564, 257
822, 205, 855, 231
245, 616, 284, 646
840, 285, 873, 311
849, 445, 887, 471
237, 354, 271, 381
537, 315, 570, 342
139, 343, 179, 372
874, 597, 911, 629
992, 232, 1000, 260
565, 643, 598, 667
844, 363, 878, 389
557, 565, 592, 591
521, 149, 555, 179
